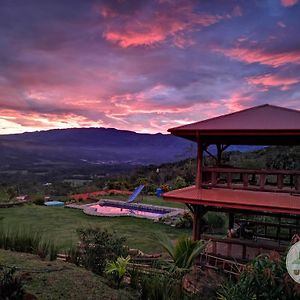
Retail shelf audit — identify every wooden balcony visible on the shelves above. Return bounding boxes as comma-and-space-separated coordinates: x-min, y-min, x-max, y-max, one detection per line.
163, 185, 300, 215
202, 167, 300, 194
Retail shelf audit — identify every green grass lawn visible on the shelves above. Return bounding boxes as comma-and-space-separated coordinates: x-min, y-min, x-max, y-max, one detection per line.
102, 194, 185, 209
0, 204, 190, 252
0, 249, 137, 300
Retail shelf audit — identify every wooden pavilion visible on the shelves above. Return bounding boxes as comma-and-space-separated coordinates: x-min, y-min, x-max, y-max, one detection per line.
163, 104, 300, 261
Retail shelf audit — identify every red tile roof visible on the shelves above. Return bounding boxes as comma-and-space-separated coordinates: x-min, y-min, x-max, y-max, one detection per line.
169, 104, 300, 132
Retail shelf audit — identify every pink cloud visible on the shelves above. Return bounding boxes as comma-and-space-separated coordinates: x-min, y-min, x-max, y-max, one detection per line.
281, 0, 298, 7
277, 21, 286, 28
101, 2, 222, 48
223, 91, 255, 112
216, 47, 300, 67
247, 74, 300, 91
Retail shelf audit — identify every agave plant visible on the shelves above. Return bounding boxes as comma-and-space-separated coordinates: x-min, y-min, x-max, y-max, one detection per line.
158, 234, 206, 275
105, 255, 130, 288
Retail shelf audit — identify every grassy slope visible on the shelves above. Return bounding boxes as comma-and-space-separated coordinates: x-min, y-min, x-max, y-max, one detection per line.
103, 194, 185, 208
0, 249, 137, 300
0, 204, 190, 252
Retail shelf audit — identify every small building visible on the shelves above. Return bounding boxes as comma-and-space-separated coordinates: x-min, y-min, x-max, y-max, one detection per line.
163, 104, 300, 261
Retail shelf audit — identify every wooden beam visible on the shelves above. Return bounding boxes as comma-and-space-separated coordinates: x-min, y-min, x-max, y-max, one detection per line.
192, 205, 207, 241
195, 135, 203, 189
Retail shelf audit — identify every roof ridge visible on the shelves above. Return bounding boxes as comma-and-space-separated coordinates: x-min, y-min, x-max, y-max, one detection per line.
169, 104, 269, 131
168, 104, 300, 132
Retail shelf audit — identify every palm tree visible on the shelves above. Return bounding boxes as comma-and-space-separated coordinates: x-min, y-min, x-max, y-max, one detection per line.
158, 234, 206, 275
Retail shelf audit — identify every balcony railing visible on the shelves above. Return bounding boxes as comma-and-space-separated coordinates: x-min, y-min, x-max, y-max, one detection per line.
202, 167, 300, 193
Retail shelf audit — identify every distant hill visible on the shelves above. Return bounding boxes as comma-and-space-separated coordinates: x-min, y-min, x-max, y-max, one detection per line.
0, 128, 195, 168
0, 127, 263, 182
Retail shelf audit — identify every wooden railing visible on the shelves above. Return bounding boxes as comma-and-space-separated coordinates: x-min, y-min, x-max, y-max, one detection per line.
235, 218, 300, 241
202, 167, 300, 193
202, 235, 287, 261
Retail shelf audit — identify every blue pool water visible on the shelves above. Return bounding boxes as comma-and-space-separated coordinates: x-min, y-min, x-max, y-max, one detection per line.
45, 201, 64, 206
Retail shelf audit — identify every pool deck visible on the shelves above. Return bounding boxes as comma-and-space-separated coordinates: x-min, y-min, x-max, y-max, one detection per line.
65, 199, 185, 220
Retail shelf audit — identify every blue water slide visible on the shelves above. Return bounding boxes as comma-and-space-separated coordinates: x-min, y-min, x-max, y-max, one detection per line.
127, 185, 144, 203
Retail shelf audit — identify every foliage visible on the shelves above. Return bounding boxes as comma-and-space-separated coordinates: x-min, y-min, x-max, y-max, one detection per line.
158, 234, 206, 275
217, 252, 300, 300
175, 212, 193, 229
205, 212, 226, 232
173, 176, 187, 189
0, 227, 41, 254
37, 239, 58, 261
139, 273, 187, 300
105, 255, 130, 288
0, 249, 138, 300
33, 196, 45, 205
77, 227, 127, 275
0, 227, 57, 260
0, 266, 24, 299
65, 245, 81, 265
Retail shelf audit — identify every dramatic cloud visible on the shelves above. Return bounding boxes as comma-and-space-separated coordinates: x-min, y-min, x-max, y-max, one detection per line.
100, 1, 223, 48
281, 0, 298, 7
0, 0, 299, 134
247, 74, 300, 91
216, 48, 300, 67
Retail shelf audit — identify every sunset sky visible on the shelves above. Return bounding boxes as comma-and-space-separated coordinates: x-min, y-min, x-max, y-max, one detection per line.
1, 0, 300, 134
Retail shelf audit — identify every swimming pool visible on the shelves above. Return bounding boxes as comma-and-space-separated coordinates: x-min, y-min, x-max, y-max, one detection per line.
45, 201, 64, 206
79, 199, 182, 220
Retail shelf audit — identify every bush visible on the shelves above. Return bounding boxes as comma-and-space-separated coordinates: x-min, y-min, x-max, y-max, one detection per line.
0, 228, 41, 253
139, 273, 187, 300
65, 245, 81, 266
217, 252, 300, 300
33, 196, 45, 205
175, 212, 193, 229
0, 227, 57, 260
37, 239, 58, 261
0, 267, 24, 299
77, 227, 127, 275
206, 212, 225, 230
105, 255, 130, 288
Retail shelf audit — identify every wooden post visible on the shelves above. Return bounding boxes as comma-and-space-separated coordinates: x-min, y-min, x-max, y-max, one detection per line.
259, 174, 266, 190
277, 174, 283, 190
192, 205, 207, 241
243, 173, 249, 188
227, 172, 232, 188
196, 139, 203, 189
229, 212, 234, 230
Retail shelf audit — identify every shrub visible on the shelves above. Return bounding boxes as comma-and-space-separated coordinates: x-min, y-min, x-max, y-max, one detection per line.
173, 176, 187, 189
0, 227, 57, 260
77, 227, 127, 275
0, 228, 41, 254
175, 212, 193, 229
0, 267, 24, 299
158, 234, 206, 275
33, 196, 45, 205
139, 273, 187, 300
105, 255, 130, 288
206, 212, 225, 230
65, 245, 81, 266
37, 240, 58, 260
217, 252, 300, 300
